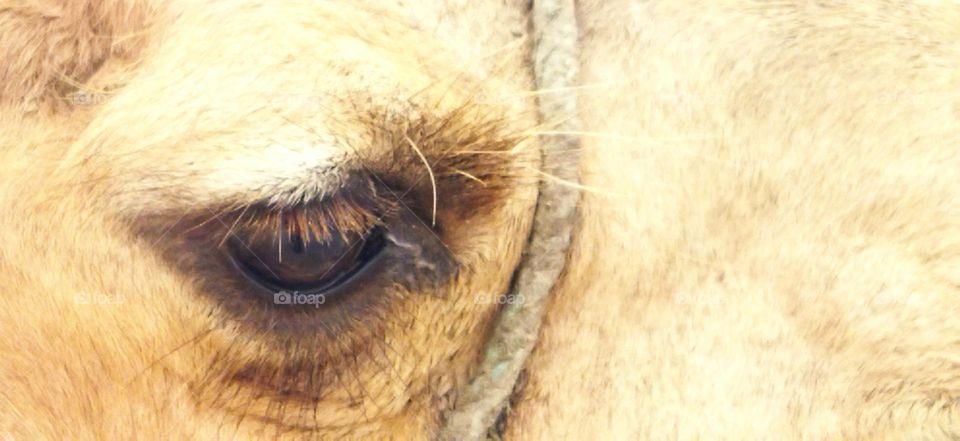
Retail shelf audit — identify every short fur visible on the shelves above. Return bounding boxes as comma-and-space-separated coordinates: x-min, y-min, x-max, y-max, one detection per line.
0, 0, 539, 439
508, 1, 960, 439
3, 0, 960, 440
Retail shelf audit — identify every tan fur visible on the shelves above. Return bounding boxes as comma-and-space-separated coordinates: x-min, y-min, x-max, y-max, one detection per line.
508, 1, 960, 439
3, 0, 960, 440
0, 1, 538, 439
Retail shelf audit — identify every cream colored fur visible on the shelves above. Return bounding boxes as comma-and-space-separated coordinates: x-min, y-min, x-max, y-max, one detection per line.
0, 1, 539, 439
2, 0, 960, 440
508, 1, 960, 440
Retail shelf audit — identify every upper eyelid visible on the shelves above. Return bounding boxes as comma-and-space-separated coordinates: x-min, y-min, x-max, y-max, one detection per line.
102, 94, 530, 226
229, 178, 400, 240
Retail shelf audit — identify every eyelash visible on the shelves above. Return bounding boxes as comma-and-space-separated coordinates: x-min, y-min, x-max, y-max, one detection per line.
235, 181, 398, 246
136, 177, 459, 339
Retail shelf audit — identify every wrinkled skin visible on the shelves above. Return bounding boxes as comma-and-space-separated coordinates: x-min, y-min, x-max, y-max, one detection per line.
2, 1, 959, 439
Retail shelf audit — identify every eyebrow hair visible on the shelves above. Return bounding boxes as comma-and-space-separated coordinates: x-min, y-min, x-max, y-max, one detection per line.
258, 92, 539, 222
353, 99, 538, 217
72, 69, 540, 228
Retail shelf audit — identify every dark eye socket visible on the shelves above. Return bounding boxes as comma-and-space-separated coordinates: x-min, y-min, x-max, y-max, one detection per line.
136, 174, 460, 335
226, 223, 386, 298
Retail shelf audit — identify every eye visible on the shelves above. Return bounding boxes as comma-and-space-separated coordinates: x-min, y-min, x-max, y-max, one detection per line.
226, 219, 387, 300
220, 184, 396, 307
139, 174, 461, 335
199, 174, 460, 318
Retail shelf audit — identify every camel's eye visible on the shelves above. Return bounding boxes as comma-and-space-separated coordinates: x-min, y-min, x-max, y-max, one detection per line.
139, 173, 461, 334
226, 220, 386, 301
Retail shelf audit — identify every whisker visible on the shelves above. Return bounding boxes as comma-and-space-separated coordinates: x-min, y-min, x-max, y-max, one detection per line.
525, 166, 610, 195
452, 169, 486, 186
526, 129, 753, 169
476, 36, 528, 62
124, 328, 215, 389
450, 150, 519, 155
277, 209, 283, 264
53, 70, 106, 94
510, 82, 616, 97
404, 135, 438, 227
148, 212, 187, 248
181, 202, 246, 236
110, 27, 155, 49
218, 203, 252, 248
317, 320, 375, 424
527, 129, 716, 142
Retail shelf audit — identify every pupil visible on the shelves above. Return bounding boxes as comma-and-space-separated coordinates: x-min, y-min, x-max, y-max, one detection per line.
228, 226, 384, 296
288, 232, 305, 254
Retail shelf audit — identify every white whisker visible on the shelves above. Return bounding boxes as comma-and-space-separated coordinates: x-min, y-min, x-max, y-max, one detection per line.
405, 136, 438, 226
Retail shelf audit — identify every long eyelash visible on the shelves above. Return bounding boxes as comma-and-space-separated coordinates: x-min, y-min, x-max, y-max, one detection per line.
240, 180, 399, 245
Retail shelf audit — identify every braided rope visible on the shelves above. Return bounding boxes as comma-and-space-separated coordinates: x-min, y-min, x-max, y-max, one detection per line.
438, 0, 581, 438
